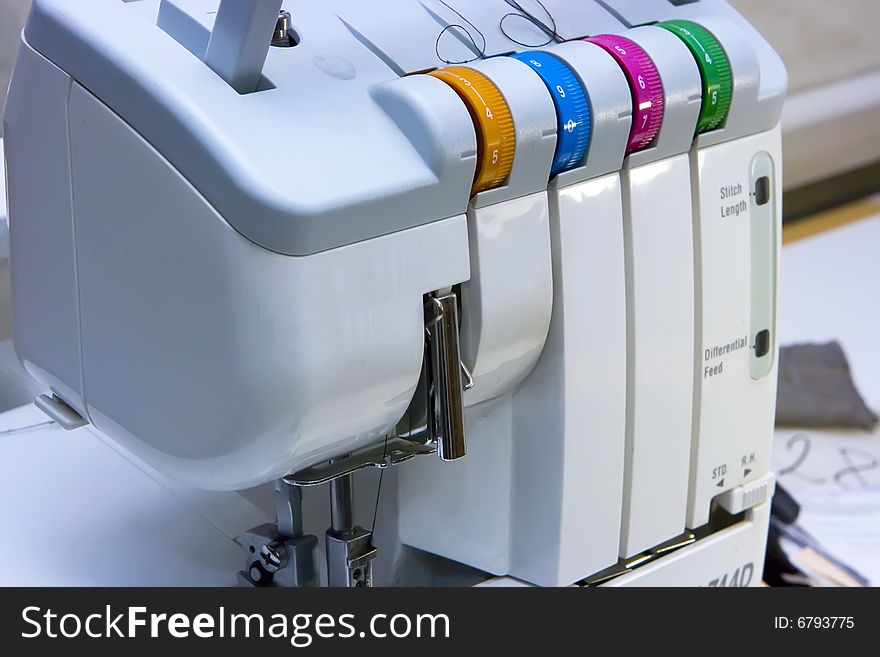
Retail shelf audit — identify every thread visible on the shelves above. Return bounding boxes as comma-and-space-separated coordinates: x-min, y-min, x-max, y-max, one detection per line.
500, 0, 561, 48
434, 0, 487, 64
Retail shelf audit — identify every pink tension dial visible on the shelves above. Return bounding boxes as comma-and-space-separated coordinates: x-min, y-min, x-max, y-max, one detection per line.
586, 34, 664, 154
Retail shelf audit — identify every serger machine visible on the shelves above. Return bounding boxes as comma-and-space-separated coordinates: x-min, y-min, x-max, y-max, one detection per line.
3, 0, 785, 587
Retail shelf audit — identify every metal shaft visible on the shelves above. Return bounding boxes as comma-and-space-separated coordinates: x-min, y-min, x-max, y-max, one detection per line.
425, 293, 467, 461
329, 474, 353, 533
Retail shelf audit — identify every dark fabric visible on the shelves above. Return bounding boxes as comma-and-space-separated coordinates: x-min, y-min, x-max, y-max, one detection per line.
775, 341, 878, 430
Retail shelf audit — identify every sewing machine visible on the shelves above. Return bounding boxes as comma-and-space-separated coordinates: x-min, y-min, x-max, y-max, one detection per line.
2, 0, 784, 587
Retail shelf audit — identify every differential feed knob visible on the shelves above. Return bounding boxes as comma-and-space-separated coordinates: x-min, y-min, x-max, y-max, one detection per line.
586, 34, 665, 155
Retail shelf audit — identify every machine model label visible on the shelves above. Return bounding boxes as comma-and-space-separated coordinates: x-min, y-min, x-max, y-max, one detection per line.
719, 182, 748, 218
707, 562, 754, 587
703, 334, 748, 379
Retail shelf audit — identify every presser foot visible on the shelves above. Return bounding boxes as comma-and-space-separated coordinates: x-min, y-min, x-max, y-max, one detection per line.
324, 473, 378, 587
325, 526, 377, 588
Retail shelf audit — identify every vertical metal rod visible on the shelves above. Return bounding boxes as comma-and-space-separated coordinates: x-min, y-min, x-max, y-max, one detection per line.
425, 293, 467, 461
329, 474, 353, 533
325, 471, 375, 587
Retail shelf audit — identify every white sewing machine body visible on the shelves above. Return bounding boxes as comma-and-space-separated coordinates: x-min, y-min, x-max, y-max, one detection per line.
3, 0, 784, 587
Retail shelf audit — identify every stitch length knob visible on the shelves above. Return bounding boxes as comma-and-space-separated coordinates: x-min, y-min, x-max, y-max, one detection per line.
658, 20, 732, 133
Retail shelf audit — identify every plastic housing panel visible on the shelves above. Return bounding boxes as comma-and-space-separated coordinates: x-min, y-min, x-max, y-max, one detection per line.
509, 172, 628, 585
3, 41, 86, 417
687, 126, 781, 528
460, 193, 553, 407
399, 394, 516, 575
619, 154, 695, 557
24, 0, 481, 255
67, 83, 470, 489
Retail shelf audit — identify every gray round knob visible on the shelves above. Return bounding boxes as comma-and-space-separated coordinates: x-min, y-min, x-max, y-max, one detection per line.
259, 541, 288, 573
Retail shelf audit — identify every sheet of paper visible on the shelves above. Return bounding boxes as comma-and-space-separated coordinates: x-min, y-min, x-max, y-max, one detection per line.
793, 488, 880, 586
772, 214, 880, 586
772, 429, 880, 585
772, 429, 880, 498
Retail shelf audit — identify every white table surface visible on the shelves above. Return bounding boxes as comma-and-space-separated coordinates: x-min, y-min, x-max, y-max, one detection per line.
0, 402, 271, 585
